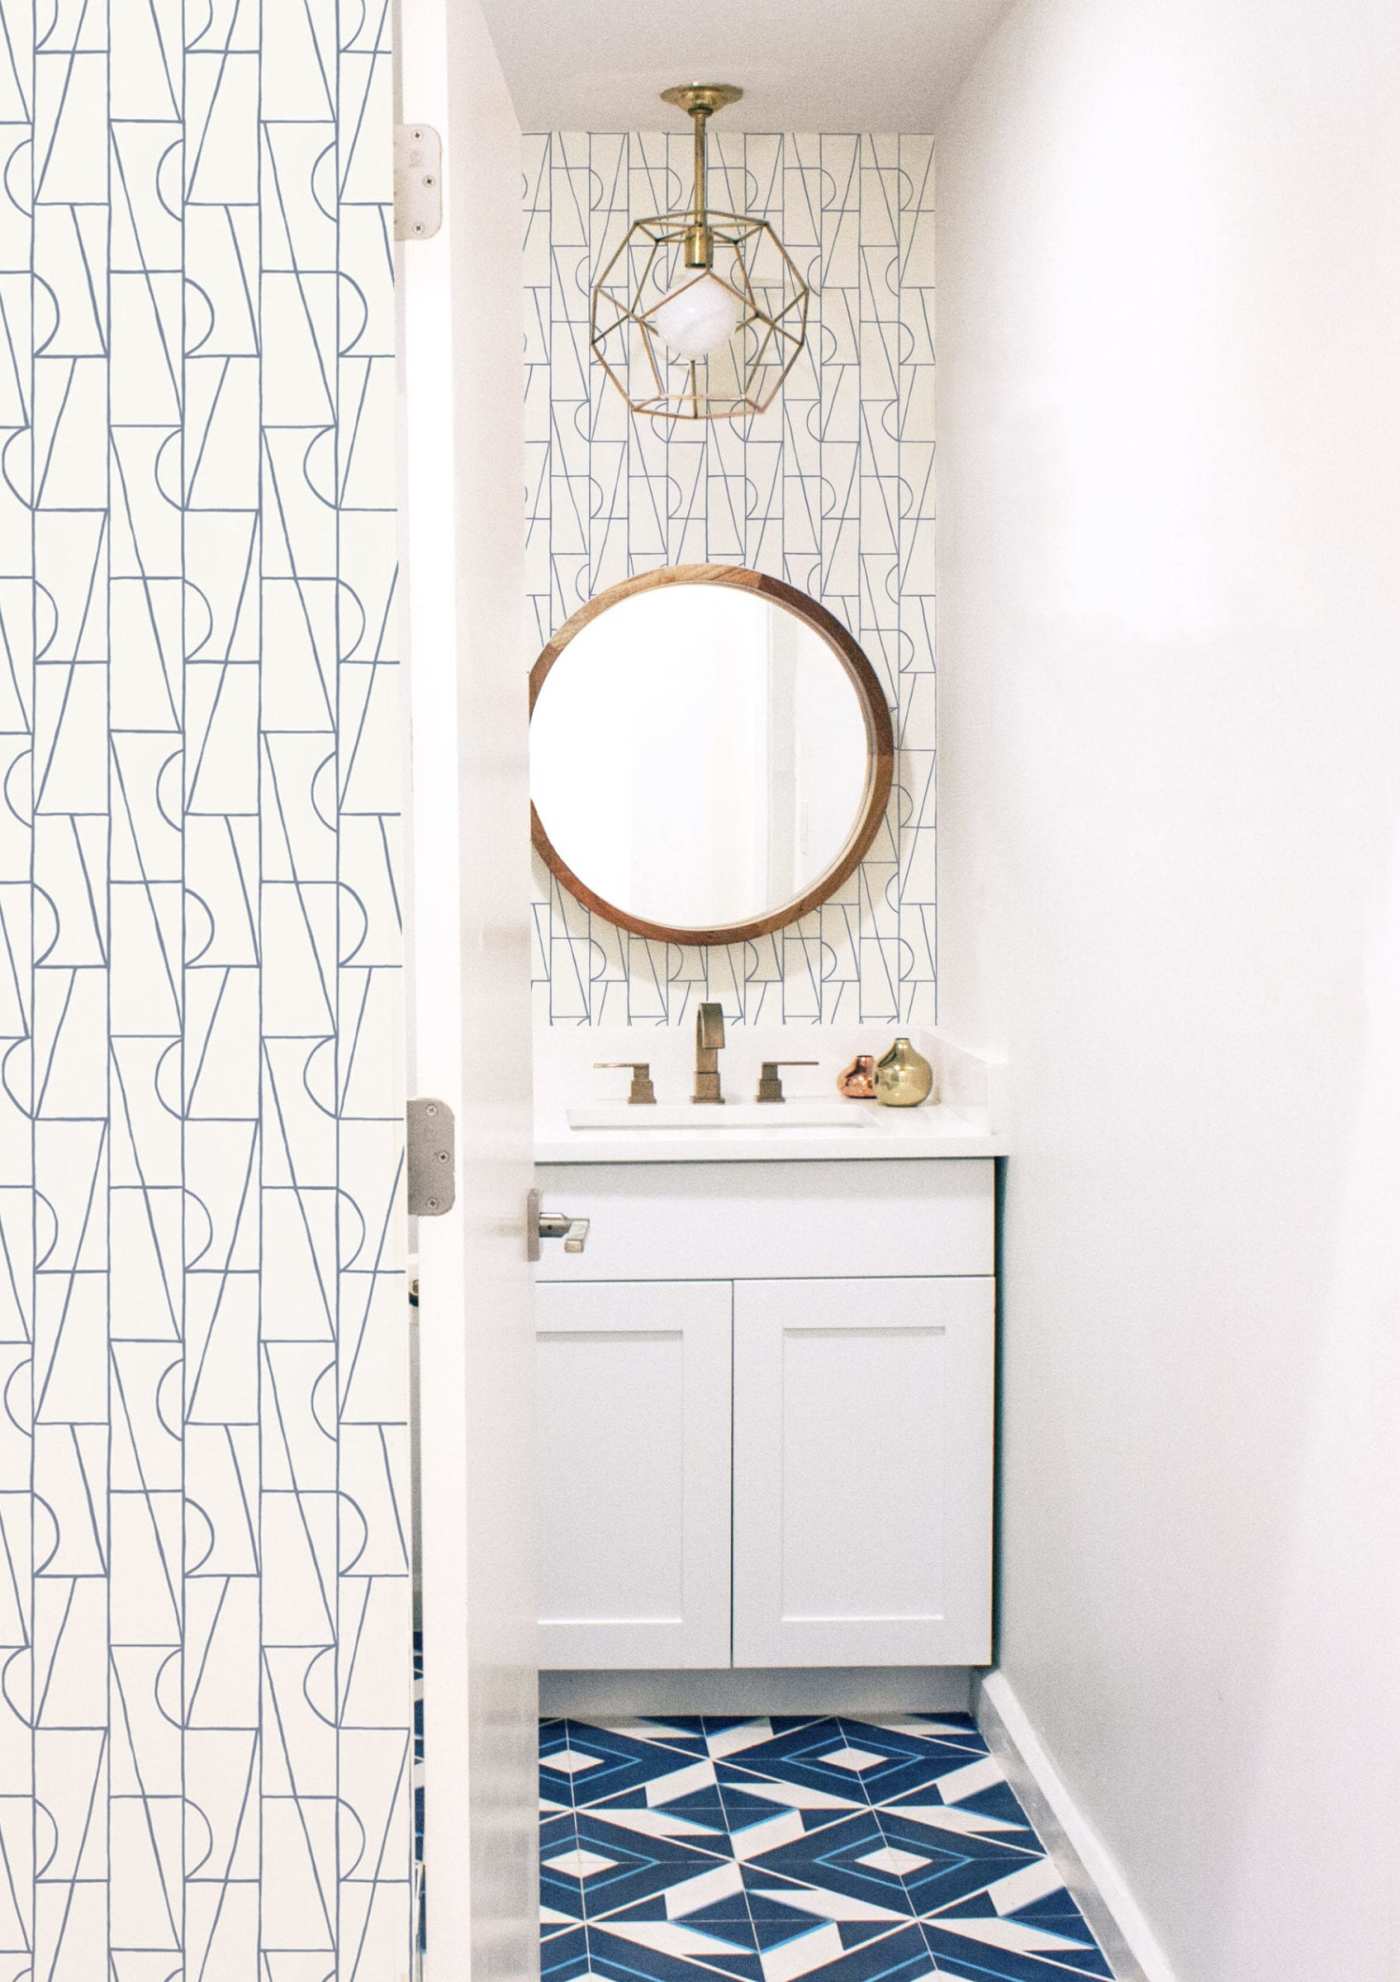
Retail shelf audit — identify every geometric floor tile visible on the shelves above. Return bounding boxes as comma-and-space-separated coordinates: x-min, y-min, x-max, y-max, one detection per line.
416, 1632, 426, 1950
541, 1714, 1119, 1982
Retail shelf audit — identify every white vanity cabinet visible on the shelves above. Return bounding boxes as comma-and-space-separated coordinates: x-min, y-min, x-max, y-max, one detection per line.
534, 1157, 996, 1674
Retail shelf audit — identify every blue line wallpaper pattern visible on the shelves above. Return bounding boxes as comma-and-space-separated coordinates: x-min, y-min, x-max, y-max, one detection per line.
525, 133, 936, 1029
0, 7, 412, 1978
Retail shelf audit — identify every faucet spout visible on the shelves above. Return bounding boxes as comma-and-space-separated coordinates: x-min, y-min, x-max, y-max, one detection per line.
693, 1001, 725, 1104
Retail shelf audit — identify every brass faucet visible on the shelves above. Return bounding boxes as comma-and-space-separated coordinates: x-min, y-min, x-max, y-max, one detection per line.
693, 1001, 725, 1103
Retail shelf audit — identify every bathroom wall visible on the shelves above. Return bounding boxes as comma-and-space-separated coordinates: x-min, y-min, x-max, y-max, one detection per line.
0, 10, 412, 1974
525, 132, 935, 1027
937, 2, 1400, 1977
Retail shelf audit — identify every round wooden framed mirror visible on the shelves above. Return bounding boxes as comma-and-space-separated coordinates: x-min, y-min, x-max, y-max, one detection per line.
529, 565, 894, 947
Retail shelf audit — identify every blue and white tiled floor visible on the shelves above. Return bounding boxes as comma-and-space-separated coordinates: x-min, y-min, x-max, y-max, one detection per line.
414, 1634, 426, 1952
540, 1715, 1116, 1982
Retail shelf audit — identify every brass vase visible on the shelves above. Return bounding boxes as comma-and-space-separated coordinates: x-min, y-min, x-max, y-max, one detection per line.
873, 1037, 935, 1108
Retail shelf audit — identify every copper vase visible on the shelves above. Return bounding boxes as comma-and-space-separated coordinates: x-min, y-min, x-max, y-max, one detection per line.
837, 1054, 877, 1099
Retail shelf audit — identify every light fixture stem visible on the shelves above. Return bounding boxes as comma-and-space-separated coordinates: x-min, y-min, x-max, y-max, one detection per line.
692, 107, 708, 226
682, 108, 714, 268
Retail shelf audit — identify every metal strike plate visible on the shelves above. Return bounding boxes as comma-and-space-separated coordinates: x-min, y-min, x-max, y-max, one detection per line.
407, 1097, 454, 1215
394, 123, 442, 240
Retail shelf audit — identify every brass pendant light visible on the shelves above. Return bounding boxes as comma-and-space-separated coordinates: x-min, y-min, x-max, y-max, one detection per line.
590, 84, 811, 422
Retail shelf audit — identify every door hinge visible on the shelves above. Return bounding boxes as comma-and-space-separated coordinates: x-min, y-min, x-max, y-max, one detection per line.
394, 123, 443, 240
407, 1097, 455, 1215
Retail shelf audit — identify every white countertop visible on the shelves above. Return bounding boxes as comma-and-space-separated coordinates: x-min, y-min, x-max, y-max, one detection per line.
534, 1099, 1008, 1163
532, 1024, 1010, 1162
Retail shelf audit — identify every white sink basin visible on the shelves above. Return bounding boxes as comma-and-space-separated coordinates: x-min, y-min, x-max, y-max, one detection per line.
567, 1101, 870, 1131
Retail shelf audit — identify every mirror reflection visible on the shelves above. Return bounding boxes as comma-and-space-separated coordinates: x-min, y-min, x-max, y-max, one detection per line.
530, 578, 876, 936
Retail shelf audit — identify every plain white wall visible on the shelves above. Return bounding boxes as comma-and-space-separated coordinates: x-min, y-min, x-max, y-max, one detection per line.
936, 3, 1400, 1977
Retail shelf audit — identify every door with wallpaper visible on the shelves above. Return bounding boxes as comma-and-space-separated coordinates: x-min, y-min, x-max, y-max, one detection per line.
0, 8, 534, 1981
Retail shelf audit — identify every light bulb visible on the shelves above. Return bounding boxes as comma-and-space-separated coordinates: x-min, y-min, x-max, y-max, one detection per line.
648, 274, 742, 360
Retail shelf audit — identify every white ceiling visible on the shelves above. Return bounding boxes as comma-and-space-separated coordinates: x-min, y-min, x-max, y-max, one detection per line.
478, 0, 1014, 134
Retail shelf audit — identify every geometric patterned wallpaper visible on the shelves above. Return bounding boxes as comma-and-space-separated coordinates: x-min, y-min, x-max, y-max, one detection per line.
525, 132, 936, 1027
0, 10, 411, 1979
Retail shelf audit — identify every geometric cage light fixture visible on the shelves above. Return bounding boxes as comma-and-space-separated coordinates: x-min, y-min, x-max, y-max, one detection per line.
589, 84, 811, 421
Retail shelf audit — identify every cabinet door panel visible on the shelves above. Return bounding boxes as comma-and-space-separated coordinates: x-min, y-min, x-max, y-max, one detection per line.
733, 1278, 993, 1666
537, 1281, 731, 1669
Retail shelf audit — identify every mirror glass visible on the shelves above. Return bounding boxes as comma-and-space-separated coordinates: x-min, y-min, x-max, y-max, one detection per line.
531, 578, 879, 937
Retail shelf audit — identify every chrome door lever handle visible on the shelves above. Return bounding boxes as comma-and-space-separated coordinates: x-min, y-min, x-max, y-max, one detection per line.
527, 1189, 590, 1261
537, 1212, 590, 1254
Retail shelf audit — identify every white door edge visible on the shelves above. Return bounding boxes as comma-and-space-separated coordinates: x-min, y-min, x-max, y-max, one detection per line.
396, 3, 538, 1978
396, 1, 472, 1968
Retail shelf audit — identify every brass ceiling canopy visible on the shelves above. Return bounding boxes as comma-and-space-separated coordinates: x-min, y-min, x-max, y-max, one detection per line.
589, 82, 811, 423
658, 83, 744, 116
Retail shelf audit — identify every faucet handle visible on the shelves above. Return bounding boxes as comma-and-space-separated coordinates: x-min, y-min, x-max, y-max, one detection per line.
755, 1059, 819, 1103
594, 1060, 656, 1104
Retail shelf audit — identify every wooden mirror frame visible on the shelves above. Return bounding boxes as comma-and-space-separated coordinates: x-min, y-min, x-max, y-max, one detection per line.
529, 564, 895, 947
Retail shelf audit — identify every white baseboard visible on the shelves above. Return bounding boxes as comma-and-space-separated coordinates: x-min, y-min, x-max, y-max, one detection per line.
977, 1671, 1178, 1982
542, 1666, 973, 1718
